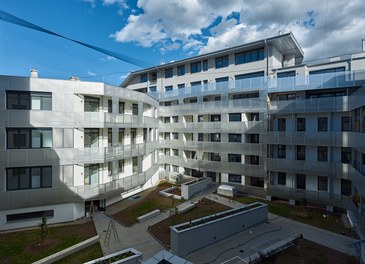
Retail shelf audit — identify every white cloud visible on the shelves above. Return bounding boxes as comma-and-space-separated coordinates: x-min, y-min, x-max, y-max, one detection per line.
88, 70, 97, 76
111, 0, 365, 61
84, 0, 96, 8
103, 0, 128, 15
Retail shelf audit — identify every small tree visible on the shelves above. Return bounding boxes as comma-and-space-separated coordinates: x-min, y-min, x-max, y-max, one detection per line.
38, 216, 49, 244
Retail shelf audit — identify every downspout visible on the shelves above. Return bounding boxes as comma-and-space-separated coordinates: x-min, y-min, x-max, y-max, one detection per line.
264, 39, 269, 76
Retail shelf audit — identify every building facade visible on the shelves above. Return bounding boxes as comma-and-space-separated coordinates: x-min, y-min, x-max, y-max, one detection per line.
1, 32, 365, 231
0, 74, 160, 230
122, 32, 365, 212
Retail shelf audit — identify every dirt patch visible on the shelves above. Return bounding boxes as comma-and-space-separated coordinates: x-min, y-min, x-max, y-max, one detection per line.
168, 188, 181, 196
259, 238, 358, 264
149, 198, 230, 248
26, 238, 59, 254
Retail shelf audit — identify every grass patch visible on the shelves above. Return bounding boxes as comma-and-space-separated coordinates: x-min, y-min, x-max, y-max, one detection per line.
0, 221, 97, 264
149, 198, 230, 248
236, 195, 353, 237
54, 243, 103, 264
112, 182, 183, 226
259, 238, 358, 264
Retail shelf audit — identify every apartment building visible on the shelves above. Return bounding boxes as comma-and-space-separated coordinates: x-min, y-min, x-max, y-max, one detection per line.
0, 73, 160, 230
122, 32, 365, 212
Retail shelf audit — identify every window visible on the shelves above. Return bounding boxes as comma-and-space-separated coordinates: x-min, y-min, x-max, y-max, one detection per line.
118, 128, 124, 146
296, 174, 306, 189
228, 154, 241, 163
235, 71, 265, 80
84, 164, 99, 185
251, 177, 264, 187
143, 128, 147, 143
7, 210, 54, 222
172, 116, 179, 123
132, 104, 138, 115
198, 133, 203, 142
172, 132, 179, 140
177, 65, 185, 76
84, 129, 99, 148
7, 128, 52, 149
210, 115, 221, 122
278, 118, 286, 131
108, 100, 112, 113
248, 113, 259, 121
278, 172, 286, 185
235, 48, 264, 65
190, 62, 201, 73
131, 128, 137, 145
341, 116, 351, 132
211, 133, 221, 142
229, 113, 241, 122
165, 68, 173, 78
215, 55, 229, 68
229, 134, 241, 143
277, 93, 296, 101
318, 176, 328, 191
203, 60, 208, 71
177, 84, 185, 89
140, 74, 147, 82
247, 155, 259, 165
228, 174, 241, 183
108, 162, 112, 176
6, 91, 52, 110
246, 134, 259, 144
172, 165, 179, 173
341, 147, 352, 164
118, 159, 124, 173
363, 153, 365, 165
151, 72, 157, 81
198, 115, 204, 122
149, 86, 157, 92
172, 149, 179, 156
278, 145, 286, 159
277, 71, 295, 78
231, 92, 259, 99
210, 153, 221, 162
6, 166, 52, 191
108, 128, 112, 147
309, 67, 345, 75
84, 96, 99, 112
318, 146, 328, 161
296, 146, 306, 160
297, 118, 306, 131
318, 117, 328, 132
190, 81, 201, 87
118, 101, 125, 114
133, 157, 138, 173
165, 85, 173, 92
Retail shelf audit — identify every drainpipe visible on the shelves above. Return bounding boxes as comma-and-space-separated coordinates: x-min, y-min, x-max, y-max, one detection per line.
264, 39, 269, 76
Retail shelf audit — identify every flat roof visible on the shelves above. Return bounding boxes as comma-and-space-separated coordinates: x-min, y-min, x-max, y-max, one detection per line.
121, 32, 304, 87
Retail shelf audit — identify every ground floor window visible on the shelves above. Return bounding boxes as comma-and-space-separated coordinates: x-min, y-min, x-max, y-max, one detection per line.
318, 176, 328, 191
296, 174, 306, 190
7, 210, 54, 222
228, 174, 241, 183
277, 172, 286, 185
251, 177, 264, 187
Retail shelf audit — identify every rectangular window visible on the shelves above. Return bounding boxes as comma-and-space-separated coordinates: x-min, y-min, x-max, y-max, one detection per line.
235, 71, 264, 80
177, 84, 185, 89
229, 133, 242, 143
172, 116, 179, 123
172, 165, 179, 173
341, 116, 351, 132
131, 128, 137, 145
108, 100, 112, 113
172, 149, 179, 156
84, 129, 99, 148
190, 62, 201, 73
84, 96, 99, 112
228, 154, 241, 163
149, 86, 157, 92
31, 92, 52, 110
6, 166, 52, 191
297, 118, 306, 131
210, 133, 221, 142
118, 128, 124, 146
228, 174, 241, 183
231, 92, 259, 100
210, 153, 221, 162
140, 74, 147, 82
278, 145, 286, 159
133, 157, 138, 173
278, 172, 286, 185
309, 67, 345, 75
318, 176, 328, 191
165, 85, 173, 92
247, 155, 260, 165
278, 118, 286, 131
296, 145, 306, 160
172, 132, 179, 140
108, 162, 112, 176
7, 210, 54, 222
7, 128, 52, 149
318, 146, 328, 161
296, 174, 306, 189
318, 117, 328, 132
119, 101, 125, 114
151, 72, 157, 81
118, 159, 124, 173
251, 177, 264, 187
198, 133, 203, 142
229, 113, 241, 122
7, 91, 52, 110
132, 104, 138, 115
165, 68, 173, 78
235, 48, 264, 65
190, 81, 201, 87
277, 71, 295, 78
203, 60, 208, 71
177, 65, 185, 76
84, 164, 99, 185
210, 115, 221, 122
108, 128, 112, 147
341, 147, 352, 164
215, 55, 229, 68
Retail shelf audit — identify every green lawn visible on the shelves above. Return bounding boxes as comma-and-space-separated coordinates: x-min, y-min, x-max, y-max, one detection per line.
0, 221, 97, 264
237, 196, 353, 236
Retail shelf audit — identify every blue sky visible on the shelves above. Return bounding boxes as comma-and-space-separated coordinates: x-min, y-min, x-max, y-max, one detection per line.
1, 0, 364, 86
